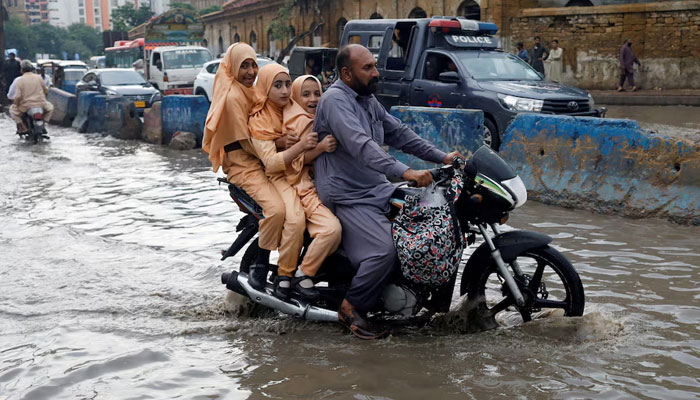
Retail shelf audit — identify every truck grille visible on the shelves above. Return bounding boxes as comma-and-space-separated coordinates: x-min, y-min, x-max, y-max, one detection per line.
542, 99, 590, 114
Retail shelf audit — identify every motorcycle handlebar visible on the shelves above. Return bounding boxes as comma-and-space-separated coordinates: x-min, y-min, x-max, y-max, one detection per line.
405, 157, 473, 188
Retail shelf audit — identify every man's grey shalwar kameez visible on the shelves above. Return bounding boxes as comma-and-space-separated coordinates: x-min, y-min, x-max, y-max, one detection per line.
313, 80, 446, 313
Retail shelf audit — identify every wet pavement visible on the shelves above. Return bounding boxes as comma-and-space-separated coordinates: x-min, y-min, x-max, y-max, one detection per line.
603, 105, 700, 140
1, 115, 699, 399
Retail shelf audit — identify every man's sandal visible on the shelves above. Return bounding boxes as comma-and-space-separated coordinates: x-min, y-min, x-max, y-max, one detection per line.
338, 309, 389, 340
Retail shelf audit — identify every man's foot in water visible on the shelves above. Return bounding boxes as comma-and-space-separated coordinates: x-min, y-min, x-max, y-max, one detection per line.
338, 299, 388, 340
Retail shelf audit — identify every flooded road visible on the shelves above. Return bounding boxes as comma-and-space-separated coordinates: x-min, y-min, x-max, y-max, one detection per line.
603, 105, 700, 140
1, 116, 699, 399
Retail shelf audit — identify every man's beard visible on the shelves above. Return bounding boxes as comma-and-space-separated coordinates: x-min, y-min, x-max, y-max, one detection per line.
353, 77, 379, 96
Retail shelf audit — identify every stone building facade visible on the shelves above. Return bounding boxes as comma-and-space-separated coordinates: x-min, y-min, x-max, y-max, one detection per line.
510, 1, 700, 89
201, 0, 700, 89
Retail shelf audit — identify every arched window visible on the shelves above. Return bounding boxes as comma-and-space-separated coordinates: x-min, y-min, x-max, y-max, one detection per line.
457, 0, 481, 20
202, 38, 208, 48
408, 7, 427, 18
268, 28, 277, 59
218, 35, 224, 55
336, 18, 347, 44
233, 33, 240, 43
249, 31, 257, 51
369, 12, 383, 19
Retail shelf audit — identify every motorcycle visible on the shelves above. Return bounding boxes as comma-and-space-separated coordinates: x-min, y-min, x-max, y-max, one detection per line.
218, 146, 585, 330
17, 107, 49, 144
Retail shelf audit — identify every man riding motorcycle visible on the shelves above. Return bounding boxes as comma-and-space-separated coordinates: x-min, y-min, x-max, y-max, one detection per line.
312, 44, 462, 339
10, 60, 54, 135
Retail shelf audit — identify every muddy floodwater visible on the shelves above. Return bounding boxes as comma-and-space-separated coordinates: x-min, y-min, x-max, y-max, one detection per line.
1, 116, 699, 399
603, 105, 700, 140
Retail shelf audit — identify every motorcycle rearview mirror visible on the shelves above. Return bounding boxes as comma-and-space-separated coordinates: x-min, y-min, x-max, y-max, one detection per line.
463, 159, 477, 179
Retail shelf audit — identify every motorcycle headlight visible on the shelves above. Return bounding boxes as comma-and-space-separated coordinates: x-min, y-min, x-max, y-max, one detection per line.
501, 176, 528, 208
588, 92, 595, 109
498, 94, 544, 112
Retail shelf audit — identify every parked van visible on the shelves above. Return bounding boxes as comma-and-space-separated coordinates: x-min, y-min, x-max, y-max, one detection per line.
147, 46, 213, 95
340, 17, 606, 149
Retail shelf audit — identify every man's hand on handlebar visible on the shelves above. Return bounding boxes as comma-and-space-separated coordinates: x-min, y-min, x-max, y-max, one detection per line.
403, 168, 433, 187
443, 151, 464, 165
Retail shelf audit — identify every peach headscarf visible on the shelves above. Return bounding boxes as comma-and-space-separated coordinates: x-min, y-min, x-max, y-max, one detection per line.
284, 75, 321, 141
249, 63, 290, 141
282, 75, 322, 186
202, 42, 257, 172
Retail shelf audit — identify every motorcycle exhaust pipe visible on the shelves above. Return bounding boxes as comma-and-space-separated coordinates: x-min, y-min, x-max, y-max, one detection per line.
222, 271, 338, 323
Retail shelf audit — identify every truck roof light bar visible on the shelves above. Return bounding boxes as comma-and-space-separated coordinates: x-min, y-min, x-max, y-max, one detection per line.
428, 18, 498, 35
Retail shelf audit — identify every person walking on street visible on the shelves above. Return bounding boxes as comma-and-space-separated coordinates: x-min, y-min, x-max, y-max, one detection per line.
530, 36, 548, 77
544, 39, 563, 83
3, 53, 22, 96
618, 38, 641, 92
516, 42, 529, 63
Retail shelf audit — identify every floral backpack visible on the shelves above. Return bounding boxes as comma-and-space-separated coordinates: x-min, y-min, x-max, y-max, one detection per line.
392, 171, 465, 285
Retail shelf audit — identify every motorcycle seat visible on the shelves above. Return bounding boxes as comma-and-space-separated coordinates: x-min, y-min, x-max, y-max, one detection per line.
226, 181, 264, 219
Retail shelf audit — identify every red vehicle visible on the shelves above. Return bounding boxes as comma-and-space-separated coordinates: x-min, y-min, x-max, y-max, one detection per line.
105, 38, 145, 69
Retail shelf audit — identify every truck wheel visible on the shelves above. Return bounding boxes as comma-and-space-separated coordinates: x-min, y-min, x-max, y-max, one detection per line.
483, 118, 500, 151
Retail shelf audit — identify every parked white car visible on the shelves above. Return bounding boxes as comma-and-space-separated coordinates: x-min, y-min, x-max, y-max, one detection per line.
194, 56, 275, 102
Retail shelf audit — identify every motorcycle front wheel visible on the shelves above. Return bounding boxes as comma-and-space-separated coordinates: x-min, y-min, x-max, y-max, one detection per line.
462, 245, 584, 324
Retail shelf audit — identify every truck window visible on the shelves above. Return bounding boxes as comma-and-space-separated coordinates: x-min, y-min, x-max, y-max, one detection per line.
386, 22, 415, 71
368, 35, 383, 50
348, 35, 362, 45
423, 53, 459, 81
152, 52, 161, 69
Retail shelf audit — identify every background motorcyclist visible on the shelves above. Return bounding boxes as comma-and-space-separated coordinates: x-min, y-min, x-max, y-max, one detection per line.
312, 44, 461, 339
10, 60, 54, 134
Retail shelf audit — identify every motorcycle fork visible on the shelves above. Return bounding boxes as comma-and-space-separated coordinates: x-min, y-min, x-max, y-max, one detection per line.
478, 224, 526, 308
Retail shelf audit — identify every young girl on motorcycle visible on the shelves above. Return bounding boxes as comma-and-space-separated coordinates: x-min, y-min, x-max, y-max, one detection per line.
249, 65, 341, 301
202, 43, 289, 292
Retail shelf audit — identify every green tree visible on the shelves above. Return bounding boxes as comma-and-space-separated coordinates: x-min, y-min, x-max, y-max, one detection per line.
31, 23, 65, 57
4, 16, 38, 59
169, 2, 196, 12
199, 5, 221, 15
111, 3, 155, 31
269, 0, 327, 63
66, 24, 102, 55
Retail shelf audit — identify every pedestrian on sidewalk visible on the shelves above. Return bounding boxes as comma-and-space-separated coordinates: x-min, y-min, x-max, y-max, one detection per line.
544, 39, 563, 83
516, 42, 529, 63
530, 36, 548, 77
618, 38, 641, 92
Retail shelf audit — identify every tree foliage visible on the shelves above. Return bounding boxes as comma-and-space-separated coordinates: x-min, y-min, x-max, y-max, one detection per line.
111, 3, 155, 31
4, 17, 103, 60
269, 0, 328, 62
169, 2, 197, 12
199, 5, 222, 16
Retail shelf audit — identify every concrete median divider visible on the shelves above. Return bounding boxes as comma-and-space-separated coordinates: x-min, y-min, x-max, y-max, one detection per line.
85, 95, 107, 133
499, 113, 700, 225
161, 95, 209, 146
104, 96, 142, 140
46, 87, 77, 127
142, 101, 162, 144
72, 91, 99, 132
389, 106, 484, 170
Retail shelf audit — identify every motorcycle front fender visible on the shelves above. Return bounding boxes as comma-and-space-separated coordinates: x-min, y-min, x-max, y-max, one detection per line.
492, 230, 552, 262
460, 230, 552, 296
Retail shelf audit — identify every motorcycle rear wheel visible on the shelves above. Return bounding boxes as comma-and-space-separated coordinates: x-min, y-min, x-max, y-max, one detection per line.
463, 245, 584, 324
